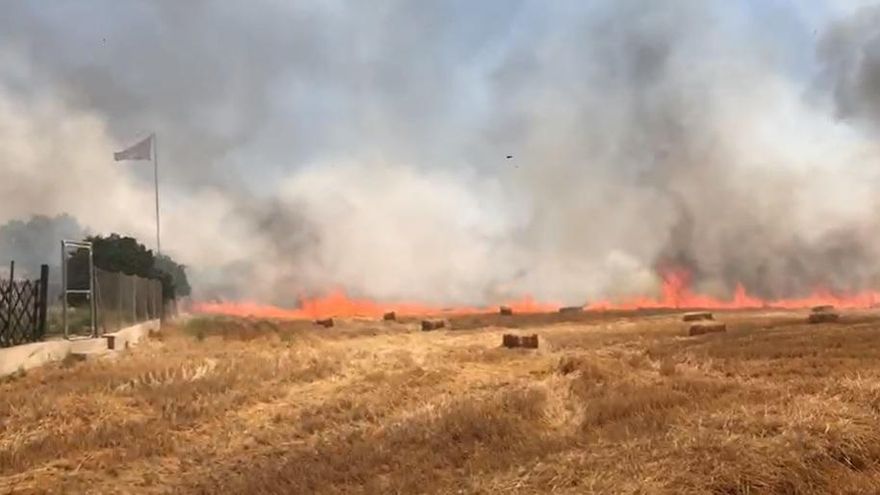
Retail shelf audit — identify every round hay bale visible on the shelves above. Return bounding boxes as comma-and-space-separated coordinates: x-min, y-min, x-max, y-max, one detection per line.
687, 321, 726, 336
383, 311, 397, 322
682, 311, 714, 322
499, 306, 513, 316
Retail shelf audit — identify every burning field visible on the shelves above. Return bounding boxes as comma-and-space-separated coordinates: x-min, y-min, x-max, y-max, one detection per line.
193, 268, 880, 321
10, 2, 880, 493
5, 308, 880, 494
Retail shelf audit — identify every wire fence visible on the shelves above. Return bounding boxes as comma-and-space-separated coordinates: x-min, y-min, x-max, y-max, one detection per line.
3, 248, 175, 345
94, 268, 163, 334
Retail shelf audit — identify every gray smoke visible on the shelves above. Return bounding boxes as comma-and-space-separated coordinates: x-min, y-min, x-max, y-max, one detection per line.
0, 215, 89, 278
1, 1, 880, 306
820, 4, 880, 128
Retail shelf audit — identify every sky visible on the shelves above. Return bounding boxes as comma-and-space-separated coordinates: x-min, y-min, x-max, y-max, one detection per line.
3, 1, 880, 306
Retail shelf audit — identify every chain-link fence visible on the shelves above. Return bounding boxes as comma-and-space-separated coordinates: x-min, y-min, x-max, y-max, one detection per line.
94, 268, 163, 334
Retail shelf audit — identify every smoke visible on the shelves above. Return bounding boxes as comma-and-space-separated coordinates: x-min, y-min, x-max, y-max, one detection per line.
819, 4, 880, 129
0, 214, 88, 278
2, 0, 880, 306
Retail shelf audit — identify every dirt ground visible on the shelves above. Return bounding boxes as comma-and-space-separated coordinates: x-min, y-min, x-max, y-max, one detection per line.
4, 309, 880, 494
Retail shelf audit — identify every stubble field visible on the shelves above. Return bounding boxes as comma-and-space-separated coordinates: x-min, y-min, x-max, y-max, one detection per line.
4, 309, 880, 494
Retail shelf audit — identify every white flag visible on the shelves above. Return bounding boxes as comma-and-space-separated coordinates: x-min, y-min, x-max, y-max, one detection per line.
114, 135, 153, 161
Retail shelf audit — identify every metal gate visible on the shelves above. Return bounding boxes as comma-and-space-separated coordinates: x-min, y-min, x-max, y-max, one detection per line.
61, 240, 96, 339
0, 262, 49, 348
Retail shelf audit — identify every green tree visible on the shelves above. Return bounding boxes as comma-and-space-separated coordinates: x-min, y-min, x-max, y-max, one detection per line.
87, 234, 154, 276
85, 234, 190, 300
155, 254, 191, 298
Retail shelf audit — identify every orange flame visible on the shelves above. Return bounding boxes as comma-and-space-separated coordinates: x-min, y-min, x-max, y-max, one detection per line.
586, 270, 880, 310
193, 271, 880, 320
192, 289, 559, 320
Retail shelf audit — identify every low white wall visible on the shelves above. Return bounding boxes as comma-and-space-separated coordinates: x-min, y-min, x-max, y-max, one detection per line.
0, 319, 162, 377
0, 340, 74, 377
104, 319, 161, 350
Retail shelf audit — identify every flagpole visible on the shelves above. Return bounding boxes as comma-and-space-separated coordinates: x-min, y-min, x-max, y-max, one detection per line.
153, 133, 161, 256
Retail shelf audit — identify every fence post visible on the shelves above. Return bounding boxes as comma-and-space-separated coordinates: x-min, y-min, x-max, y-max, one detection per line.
4, 261, 13, 342
61, 241, 67, 339
132, 276, 137, 322
147, 280, 154, 320
117, 272, 123, 329
37, 264, 48, 339
89, 248, 97, 337
1, 264, 9, 343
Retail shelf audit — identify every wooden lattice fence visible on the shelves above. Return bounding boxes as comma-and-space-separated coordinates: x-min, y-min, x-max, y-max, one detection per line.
0, 264, 49, 348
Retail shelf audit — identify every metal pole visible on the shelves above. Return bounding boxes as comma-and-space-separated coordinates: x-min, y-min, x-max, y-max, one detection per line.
3, 261, 13, 340
117, 272, 123, 329
89, 247, 97, 337
38, 264, 48, 339
153, 133, 161, 256
132, 276, 137, 323
61, 241, 68, 339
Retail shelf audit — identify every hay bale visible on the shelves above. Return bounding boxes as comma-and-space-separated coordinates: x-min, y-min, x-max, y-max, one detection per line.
808, 312, 839, 324
499, 306, 513, 316
520, 334, 539, 349
808, 304, 839, 323
315, 318, 334, 328
502, 334, 520, 348
383, 311, 397, 322
502, 333, 539, 349
687, 321, 726, 336
421, 319, 446, 331
558, 306, 583, 314
682, 311, 714, 322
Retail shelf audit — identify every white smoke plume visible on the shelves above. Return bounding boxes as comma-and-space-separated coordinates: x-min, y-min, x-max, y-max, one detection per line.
2, 1, 880, 306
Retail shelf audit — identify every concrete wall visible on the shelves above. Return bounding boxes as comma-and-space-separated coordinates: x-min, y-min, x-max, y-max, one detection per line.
104, 319, 160, 350
0, 340, 74, 377
0, 318, 161, 377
